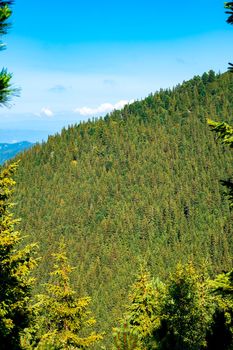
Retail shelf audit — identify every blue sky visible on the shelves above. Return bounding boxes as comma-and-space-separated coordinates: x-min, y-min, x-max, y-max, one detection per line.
0, 0, 232, 142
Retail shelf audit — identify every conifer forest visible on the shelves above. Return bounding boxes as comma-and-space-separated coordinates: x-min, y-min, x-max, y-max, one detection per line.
0, 1, 233, 349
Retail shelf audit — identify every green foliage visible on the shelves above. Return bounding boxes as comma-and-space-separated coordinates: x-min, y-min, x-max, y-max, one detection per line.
208, 119, 233, 148
12, 72, 233, 347
157, 262, 213, 350
0, 162, 37, 350
113, 322, 140, 350
114, 270, 165, 350
28, 239, 103, 350
0, 67, 18, 106
0, 0, 19, 106
207, 269, 233, 349
224, 2, 233, 71
208, 119, 233, 208
114, 264, 233, 350
225, 2, 233, 25
0, 4, 34, 349
0, 1, 13, 38
125, 271, 165, 349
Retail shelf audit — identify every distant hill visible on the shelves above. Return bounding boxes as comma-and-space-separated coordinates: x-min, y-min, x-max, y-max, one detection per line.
0, 141, 34, 164
12, 71, 233, 346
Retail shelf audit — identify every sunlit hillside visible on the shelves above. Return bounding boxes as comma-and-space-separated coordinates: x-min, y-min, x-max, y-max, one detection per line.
12, 71, 233, 344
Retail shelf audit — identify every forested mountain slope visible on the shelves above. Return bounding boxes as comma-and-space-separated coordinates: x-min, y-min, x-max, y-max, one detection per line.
12, 71, 233, 339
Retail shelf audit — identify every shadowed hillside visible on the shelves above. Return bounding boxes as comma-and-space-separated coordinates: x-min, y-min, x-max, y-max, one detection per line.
12, 71, 233, 343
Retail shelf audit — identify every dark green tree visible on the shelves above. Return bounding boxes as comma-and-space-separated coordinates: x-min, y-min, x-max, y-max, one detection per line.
208, 119, 233, 208
157, 263, 213, 350
225, 2, 233, 71
0, 163, 37, 350
206, 270, 233, 350
0, 0, 19, 106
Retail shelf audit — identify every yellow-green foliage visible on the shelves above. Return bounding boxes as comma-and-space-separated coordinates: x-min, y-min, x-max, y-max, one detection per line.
0, 1, 19, 106
113, 322, 141, 350
0, 162, 37, 350
208, 269, 233, 349
208, 119, 233, 148
157, 262, 214, 350
114, 271, 165, 350
13, 71, 233, 346
113, 264, 233, 350
27, 239, 103, 350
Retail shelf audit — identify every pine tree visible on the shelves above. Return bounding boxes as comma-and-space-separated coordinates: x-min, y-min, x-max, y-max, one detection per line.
31, 239, 103, 350
0, 162, 37, 350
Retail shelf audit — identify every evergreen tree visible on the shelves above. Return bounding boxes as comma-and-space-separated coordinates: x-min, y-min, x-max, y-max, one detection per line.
12, 71, 233, 347
113, 270, 166, 350
208, 119, 233, 208
0, 162, 37, 350
206, 270, 233, 350
208, 119, 233, 148
0, 0, 19, 105
157, 263, 213, 350
113, 321, 140, 350
31, 239, 103, 350
0, 2, 37, 349
125, 271, 164, 349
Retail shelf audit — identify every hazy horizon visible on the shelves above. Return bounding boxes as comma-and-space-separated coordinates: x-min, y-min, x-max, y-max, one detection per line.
0, 0, 231, 142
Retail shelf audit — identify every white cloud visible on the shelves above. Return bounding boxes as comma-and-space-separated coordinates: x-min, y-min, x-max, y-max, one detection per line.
40, 107, 54, 117
75, 99, 134, 116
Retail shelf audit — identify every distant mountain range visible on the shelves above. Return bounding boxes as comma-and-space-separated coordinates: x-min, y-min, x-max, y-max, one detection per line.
0, 141, 34, 165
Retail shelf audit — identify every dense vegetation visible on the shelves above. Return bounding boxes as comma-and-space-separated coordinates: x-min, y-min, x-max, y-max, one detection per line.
10, 71, 233, 345
0, 1, 232, 348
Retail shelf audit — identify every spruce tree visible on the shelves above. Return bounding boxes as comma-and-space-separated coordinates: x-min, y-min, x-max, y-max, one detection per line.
113, 270, 165, 350
157, 263, 213, 350
31, 239, 103, 350
125, 271, 164, 349
0, 163, 37, 350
